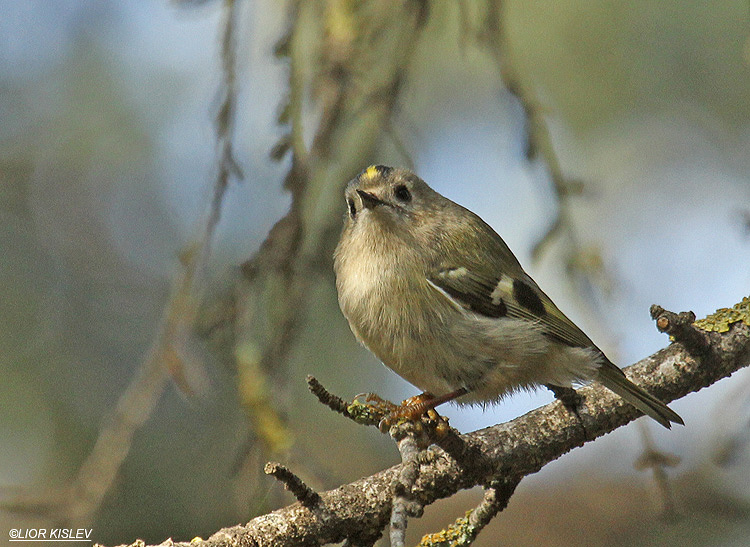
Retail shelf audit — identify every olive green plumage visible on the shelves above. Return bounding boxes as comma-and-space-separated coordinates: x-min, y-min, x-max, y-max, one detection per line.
334, 165, 683, 428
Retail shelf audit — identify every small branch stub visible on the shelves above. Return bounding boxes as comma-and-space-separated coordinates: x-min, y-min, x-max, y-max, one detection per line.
264, 462, 321, 508
650, 304, 710, 357
307, 375, 353, 419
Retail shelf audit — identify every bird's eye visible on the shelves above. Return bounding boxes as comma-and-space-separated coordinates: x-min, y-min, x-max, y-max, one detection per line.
347, 198, 357, 218
394, 185, 411, 203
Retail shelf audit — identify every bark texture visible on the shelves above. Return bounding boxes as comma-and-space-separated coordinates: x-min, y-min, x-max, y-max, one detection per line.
106, 305, 750, 547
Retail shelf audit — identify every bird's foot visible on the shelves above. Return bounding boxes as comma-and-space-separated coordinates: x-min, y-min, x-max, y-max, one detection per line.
545, 384, 584, 413
383, 393, 438, 423
349, 392, 437, 428
349, 389, 467, 436
347, 392, 450, 435
381, 389, 467, 433
346, 392, 398, 425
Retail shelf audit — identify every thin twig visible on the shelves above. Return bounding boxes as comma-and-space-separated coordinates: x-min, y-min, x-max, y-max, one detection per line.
264, 462, 322, 508
306, 375, 353, 418
388, 423, 428, 547
467, 482, 513, 531
417, 482, 515, 547
237, 0, 426, 394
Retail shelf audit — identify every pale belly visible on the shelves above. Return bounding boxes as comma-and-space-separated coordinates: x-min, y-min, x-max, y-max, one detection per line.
350, 302, 600, 404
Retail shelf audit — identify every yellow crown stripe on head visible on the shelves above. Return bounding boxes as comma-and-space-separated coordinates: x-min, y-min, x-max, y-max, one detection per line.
363, 165, 379, 181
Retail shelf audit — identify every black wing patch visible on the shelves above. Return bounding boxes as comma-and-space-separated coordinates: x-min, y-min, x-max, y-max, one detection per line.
429, 268, 507, 318
512, 279, 546, 316
430, 267, 598, 351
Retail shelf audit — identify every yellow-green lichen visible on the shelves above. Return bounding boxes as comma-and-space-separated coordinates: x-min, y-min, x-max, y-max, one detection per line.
694, 297, 750, 333
346, 399, 384, 426
418, 510, 476, 547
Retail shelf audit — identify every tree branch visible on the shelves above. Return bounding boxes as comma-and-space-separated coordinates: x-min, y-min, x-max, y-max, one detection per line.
105, 302, 750, 547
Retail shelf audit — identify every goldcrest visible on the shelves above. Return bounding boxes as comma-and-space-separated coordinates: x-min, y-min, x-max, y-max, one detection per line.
333, 165, 683, 428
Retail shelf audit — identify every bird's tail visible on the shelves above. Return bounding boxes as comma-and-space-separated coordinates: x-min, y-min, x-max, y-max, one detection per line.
596, 360, 684, 429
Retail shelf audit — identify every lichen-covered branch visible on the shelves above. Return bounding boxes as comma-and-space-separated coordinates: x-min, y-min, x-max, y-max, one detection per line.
416, 482, 516, 547
105, 302, 750, 547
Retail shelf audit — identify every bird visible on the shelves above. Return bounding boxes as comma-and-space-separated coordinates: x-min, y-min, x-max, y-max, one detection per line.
333, 165, 683, 429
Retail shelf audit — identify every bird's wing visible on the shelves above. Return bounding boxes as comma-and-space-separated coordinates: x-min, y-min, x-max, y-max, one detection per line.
428, 266, 597, 350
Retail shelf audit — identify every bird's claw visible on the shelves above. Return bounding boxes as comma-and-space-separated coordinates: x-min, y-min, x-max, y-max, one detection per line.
349, 392, 451, 437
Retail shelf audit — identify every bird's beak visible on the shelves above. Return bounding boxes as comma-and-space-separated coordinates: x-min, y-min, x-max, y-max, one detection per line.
356, 189, 388, 210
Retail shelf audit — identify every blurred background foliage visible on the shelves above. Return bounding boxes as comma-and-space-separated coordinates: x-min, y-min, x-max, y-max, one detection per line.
1, 1, 750, 546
